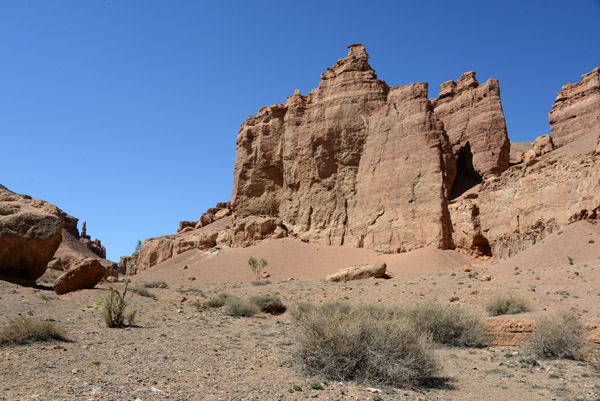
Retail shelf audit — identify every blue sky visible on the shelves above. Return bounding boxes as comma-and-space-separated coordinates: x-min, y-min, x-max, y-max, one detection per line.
1, 1, 598, 261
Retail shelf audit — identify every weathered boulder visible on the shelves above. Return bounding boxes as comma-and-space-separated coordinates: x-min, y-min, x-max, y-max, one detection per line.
486, 317, 536, 346
53, 257, 106, 295
432, 71, 510, 180
0, 185, 63, 281
549, 67, 600, 148
232, 44, 456, 253
47, 257, 64, 271
532, 134, 554, 156
54, 228, 117, 277
325, 262, 387, 282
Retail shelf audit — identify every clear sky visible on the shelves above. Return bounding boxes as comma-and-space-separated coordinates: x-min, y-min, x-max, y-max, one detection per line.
1, 1, 599, 261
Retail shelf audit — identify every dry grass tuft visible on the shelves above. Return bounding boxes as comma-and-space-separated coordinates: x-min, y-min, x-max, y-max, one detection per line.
224, 297, 259, 317
526, 310, 585, 360
291, 302, 439, 387
406, 299, 486, 347
485, 293, 530, 316
0, 317, 67, 346
100, 284, 138, 328
204, 293, 232, 308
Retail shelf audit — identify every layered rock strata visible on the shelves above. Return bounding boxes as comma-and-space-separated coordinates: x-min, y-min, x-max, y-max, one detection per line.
431, 71, 510, 183
549, 67, 600, 148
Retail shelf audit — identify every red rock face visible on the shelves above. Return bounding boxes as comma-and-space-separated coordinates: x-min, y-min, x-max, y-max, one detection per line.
231, 44, 456, 253
549, 67, 600, 148
432, 71, 510, 181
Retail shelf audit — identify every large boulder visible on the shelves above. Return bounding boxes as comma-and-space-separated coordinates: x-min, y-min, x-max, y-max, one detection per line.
53, 257, 106, 295
325, 262, 387, 282
0, 185, 63, 281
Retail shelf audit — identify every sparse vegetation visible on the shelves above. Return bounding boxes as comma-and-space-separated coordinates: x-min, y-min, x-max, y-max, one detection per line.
526, 310, 585, 360
130, 285, 157, 300
143, 281, 168, 288
567, 256, 574, 265
100, 283, 138, 328
204, 293, 232, 308
224, 297, 259, 317
406, 299, 486, 347
248, 256, 268, 281
291, 302, 439, 387
485, 293, 531, 316
249, 295, 286, 315
0, 317, 68, 346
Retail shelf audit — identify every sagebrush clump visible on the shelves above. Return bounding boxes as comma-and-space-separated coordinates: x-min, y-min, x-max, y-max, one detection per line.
406, 299, 486, 347
224, 297, 259, 317
249, 295, 286, 315
0, 317, 68, 346
526, 310, 585, 360
100, 283, 138, 328
291, 302, 439, 387
485, 293, 530, 316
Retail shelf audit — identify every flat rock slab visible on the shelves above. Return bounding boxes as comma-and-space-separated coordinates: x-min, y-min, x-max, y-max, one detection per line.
486, 316, 536, 347
325, 262, 386, 282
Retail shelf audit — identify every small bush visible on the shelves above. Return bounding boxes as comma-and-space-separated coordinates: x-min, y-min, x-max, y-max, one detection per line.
100, 284, 138, 328
485, 293, 530, 316
130, 285, 157, 300
251, 280, 270, 286
224, 297, 259, 317
204, 293, 232, 308
291, 302, 438, 387
143, 281, 167, 289
248, 257, 268, 281
249, 295, 286, 315
526, 310, 585, 360
0, 317, 68, 346
406, 299, 485, 347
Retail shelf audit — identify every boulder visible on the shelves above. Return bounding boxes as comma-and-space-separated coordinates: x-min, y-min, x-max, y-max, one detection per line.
486, 316, 536, 346
53, 257, 106, 295
549, 67, 600, 148
532, 134, 554, 156
0, 185, 63, 281
325, 262, 387, 282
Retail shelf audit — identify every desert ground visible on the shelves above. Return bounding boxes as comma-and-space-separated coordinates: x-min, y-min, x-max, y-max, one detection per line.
1, 220, 599, 401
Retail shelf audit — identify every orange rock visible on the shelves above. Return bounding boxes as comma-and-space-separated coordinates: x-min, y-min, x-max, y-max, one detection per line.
486, 317, 536, 346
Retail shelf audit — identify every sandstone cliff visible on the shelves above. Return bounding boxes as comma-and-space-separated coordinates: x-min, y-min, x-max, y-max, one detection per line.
133, 47, 600, 271
549, 67, 600, 148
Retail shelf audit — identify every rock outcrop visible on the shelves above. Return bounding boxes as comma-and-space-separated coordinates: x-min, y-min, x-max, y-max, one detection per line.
431, 71, 510, 183
232, 44, 456, 254
486, 317, 535, 346
549, 67, 600, 148
0, 185, 63, 281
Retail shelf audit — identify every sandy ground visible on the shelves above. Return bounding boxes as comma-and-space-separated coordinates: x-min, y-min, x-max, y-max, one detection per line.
1, 221, 599, 400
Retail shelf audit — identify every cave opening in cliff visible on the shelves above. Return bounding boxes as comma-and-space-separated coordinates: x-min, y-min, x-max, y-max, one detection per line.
450, 142, 482, 199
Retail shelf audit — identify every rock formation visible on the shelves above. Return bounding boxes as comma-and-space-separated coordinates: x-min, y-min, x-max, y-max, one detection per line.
325, 262, 387, 282
132, 46, 600, 270
232, 44, 456, 254
53, 257, 106, 295
431, 71, 510, 185
549, 67, 600, 148
0, 185, 63, 281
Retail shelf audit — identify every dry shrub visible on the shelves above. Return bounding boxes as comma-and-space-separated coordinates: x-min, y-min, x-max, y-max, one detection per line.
143, 281, 167, 289
249, 295, 286, 315
526, 310, 585, 360
204, 293, 232, 308
291, 302, 439, 387
406, 299, 486, 347
101, 284, 138, 328
224, 297, 259, 317
130, 285, 157, 300
0, 317, 67, 346
485, 293, 530, 316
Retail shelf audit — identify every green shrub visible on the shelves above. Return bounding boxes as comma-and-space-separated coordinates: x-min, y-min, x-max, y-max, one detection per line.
100, 283, 138, 328
406, 299, 485, 347
248, 256, 268, 281
526, 310, 585, 360
0, 317, 67, 346
249, 295, 286, 315
485, 293, 530, 316
204, 293, 232, 308
291, 302, 438, 387
224, 297, 259, 317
